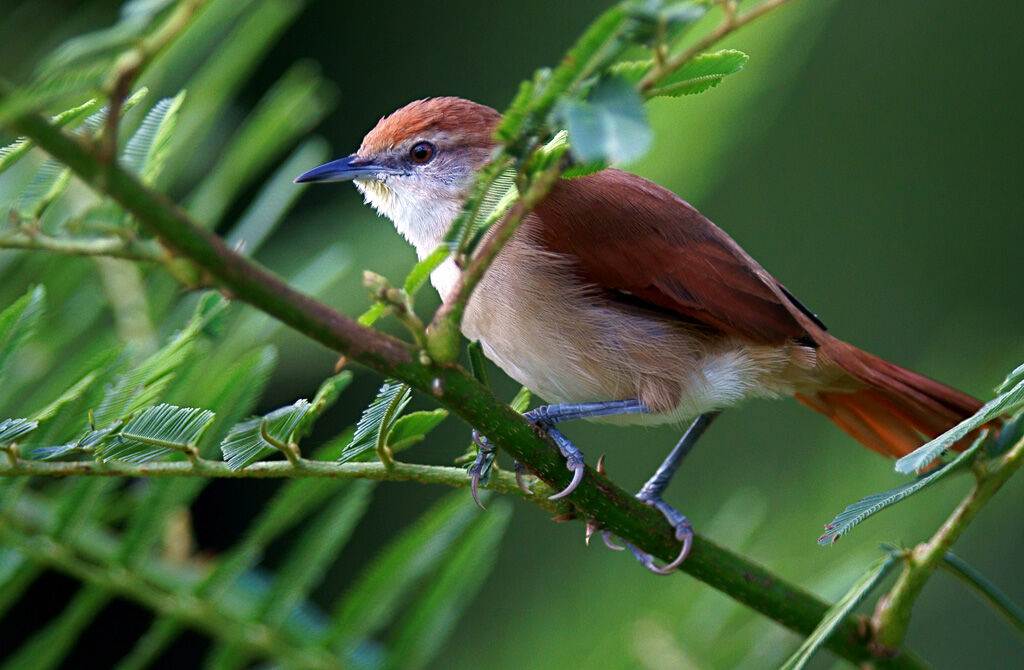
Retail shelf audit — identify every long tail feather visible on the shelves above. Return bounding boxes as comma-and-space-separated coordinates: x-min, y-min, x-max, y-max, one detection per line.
797, 338, 983, 458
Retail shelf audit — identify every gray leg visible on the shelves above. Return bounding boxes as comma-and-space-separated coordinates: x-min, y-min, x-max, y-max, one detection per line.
621, 411, 720, 574
469, 399, 651, 506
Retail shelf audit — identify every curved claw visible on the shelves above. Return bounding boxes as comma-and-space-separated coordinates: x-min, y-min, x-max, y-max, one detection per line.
624, 533, 692, 575
650, 534, 692, 574
601, 531, 625, 551
514, 462, 532, 494
470, 470, 486, 511
548, 460, 584, 500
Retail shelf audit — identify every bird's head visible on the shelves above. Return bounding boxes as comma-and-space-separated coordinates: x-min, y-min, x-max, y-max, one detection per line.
295, 97, 501, 256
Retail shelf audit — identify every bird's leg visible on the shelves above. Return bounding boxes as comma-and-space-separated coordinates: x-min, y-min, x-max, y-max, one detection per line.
469, 399, 649, 506
615, 411, 720, 575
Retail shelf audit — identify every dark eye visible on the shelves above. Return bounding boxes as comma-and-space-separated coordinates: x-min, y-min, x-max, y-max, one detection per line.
409, 141, 436, 164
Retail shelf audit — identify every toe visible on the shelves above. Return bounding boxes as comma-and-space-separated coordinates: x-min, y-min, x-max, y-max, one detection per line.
548, 460, 584, 500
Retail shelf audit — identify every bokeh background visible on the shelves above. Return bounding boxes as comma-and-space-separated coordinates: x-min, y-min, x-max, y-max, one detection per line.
1, 0, 1022, 667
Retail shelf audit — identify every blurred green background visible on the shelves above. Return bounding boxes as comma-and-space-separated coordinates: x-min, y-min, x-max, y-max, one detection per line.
1, 0, 1021, 667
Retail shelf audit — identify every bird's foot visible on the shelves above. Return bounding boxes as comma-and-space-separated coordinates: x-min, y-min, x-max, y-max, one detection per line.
468, 410, 588, 507
469, 430, 497, 510
523, 407, 585, 500
619, 491, 693, 575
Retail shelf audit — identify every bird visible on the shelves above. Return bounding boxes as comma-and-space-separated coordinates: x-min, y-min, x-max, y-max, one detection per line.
295, 97, 982, 573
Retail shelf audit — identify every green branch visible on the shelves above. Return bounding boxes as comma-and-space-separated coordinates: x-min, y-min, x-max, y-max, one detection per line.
871, 434, 1024, 649
0, 458, 558, 511
0, 229, 165, 262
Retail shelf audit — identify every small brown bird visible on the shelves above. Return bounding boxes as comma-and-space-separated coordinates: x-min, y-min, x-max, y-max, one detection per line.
296, 97, 981, 572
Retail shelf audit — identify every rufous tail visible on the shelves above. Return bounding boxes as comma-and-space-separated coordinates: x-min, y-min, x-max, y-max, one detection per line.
795, 337, 983, 458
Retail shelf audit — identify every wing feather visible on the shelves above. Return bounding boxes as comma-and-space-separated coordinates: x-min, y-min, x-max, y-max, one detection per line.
532, 168, 818, 344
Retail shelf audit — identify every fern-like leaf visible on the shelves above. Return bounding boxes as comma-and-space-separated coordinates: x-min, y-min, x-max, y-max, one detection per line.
819, 439, 983, 545
97, 404, 215, 463
0, 97, 103, 174
780, 555, 898, 669
338, 380, 411, 464
0, 286, 46, 383
0, 418, 38, 446
122, 90, 186, 185
219, 400, 311, 471
896, 369, 1024, 474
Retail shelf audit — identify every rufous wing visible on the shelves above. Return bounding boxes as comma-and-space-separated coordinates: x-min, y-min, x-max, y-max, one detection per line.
533, 168, 817, 344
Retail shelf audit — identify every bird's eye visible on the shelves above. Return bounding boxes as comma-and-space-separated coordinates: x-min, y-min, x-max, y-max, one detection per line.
409, 141, 436, 164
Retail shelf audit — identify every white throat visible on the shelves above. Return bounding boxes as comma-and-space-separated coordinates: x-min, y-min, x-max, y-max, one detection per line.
353, 178, 463, 300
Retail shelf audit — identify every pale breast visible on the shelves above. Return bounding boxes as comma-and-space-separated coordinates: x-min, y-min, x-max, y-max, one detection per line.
459, 230, 823, 426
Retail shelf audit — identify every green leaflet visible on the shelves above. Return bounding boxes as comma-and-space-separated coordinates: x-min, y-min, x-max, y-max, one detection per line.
819, 439, 983, 545
647, 49, 749, 97
29, 370, 101, 423
217, 370, 350, 470
0, 97, 103, 174
122, 90, 187, 186
557, 77, 651, 164
0, 418, 38, 446
97, 404, 215, 463
338, 380, 412, 464
403, 244, 451, 296
219, 400, 311, 471
386, 410, 449, 451
896, 370, 1024, 474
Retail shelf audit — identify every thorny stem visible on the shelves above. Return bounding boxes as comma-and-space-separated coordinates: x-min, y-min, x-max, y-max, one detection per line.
871, 435, 1024, 650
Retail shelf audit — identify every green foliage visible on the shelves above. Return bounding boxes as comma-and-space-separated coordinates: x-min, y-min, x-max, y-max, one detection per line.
386, 409, 450, 450
0, 3, 513, 667
219, 400, 311, 470
98, 403, 214, 463
896, 366, 1024, 474
0, 418, 38, 446
122, 90, 186, 185
0, 287, 45, 382
780, 555, 898, 670
339, 380, 412, 463
819, 438, 984, 545
557, 77, 651, 163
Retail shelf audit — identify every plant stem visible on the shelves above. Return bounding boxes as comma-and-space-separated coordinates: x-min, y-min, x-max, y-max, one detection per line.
427, 159, 565, 362
3, 98, 929, 670
0, 458, 560, 510
639, 0, 797, 94
872, 435, 1024, 649
0, 229, 167, 262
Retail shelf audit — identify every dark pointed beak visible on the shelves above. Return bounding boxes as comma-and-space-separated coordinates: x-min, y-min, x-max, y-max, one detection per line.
293, 154, 387, 184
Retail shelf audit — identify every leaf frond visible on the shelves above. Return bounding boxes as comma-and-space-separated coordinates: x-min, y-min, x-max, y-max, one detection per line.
97, 404, 215, 463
